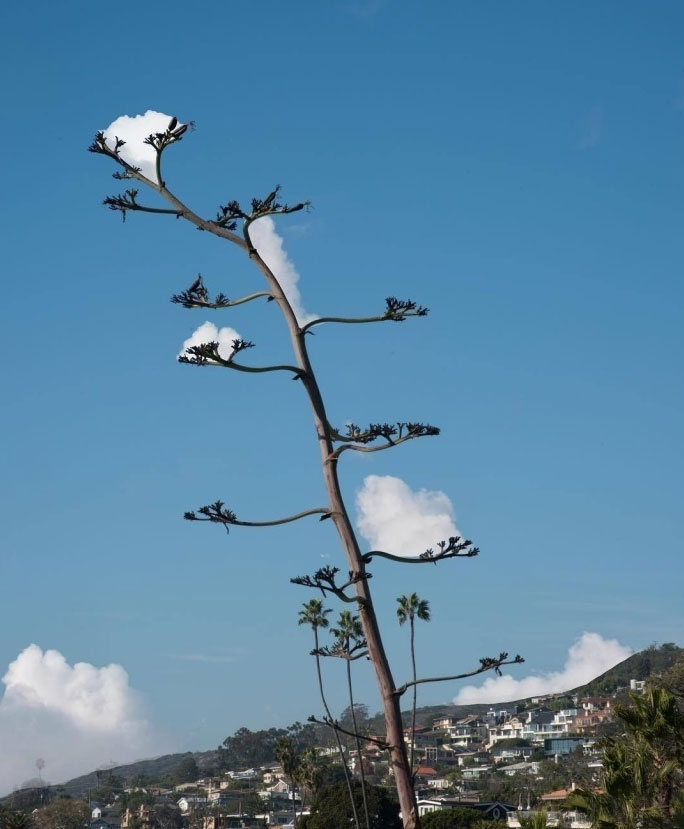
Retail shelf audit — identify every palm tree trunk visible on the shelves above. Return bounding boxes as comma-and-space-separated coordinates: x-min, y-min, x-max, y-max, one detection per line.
410, 619, 417, 781
313, 629, 361, 829
346, 651, 371, 829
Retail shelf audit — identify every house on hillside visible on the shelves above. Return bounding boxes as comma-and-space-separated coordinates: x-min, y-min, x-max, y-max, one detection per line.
177, 796, 207, 814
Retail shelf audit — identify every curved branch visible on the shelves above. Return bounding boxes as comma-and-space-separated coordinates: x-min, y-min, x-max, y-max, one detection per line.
363, 534, 479, 565
330, 433, 431, 461
394, 653, 525, 697
172, 289, 272, 310
185, 502, 333, 528
178, 341, 303, 377
302, 298, 428, 334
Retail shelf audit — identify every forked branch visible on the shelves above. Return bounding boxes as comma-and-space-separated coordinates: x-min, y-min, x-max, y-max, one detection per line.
394, 652, 525, 697
291, 565, 370, 605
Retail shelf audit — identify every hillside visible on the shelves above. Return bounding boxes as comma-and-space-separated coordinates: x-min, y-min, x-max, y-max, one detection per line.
369, 642, 683, 730
6, 643, 681, 804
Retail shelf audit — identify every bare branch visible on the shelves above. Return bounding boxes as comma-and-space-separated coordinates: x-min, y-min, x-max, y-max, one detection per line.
394, 653, 525, 697
307, 715, 390, 750
302, 297, 428, 333
171, 275, 271, 309
184, 500, 332, 531
362, 534, 479, 565
178, 340, 304, 377
327, 422, 439, 462
102, 189, 182, 222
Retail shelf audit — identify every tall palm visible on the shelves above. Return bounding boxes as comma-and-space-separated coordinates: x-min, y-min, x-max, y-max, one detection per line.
275, 737, 301, 828
298, 600, 361, 829
331, 610, 371, 829
396, 593, 430, 778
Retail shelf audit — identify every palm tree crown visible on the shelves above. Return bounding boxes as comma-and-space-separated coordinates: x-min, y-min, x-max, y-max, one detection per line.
331, 610, 364, 645
298, 599, 331, 631
396, 593, 430, 626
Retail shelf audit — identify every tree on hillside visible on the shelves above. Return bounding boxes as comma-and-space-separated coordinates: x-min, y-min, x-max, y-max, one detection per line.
420, 807, 504, 828
174, 756, 199, 783
397, 593, 431, 777
300, 781, 401, 829
275, 737, 301, 827
89, 116, 524, 829
0, 809, 34, 829
32, 800, 89, 829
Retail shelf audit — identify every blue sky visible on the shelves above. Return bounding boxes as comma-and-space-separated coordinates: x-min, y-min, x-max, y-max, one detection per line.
1, 0, 683, 787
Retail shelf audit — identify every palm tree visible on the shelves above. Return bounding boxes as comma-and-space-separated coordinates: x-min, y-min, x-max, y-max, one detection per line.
615, 685, 684, 821
567, 689, 684, 829
298, 600, 361, 829
396, 593, 430, 778
275, 737, 301, 828
331, 610, 371, 829
517, 809, 551, 829
517, 809, 549, 829
0, 810, 33, 829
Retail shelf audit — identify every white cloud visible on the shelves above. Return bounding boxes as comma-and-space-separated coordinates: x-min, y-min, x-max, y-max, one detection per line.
249, 217, 317, 325
178, 321, 241, 361
0, 645, 169, 794
356, 475, 460, 557
103, 110, 178, 182
453, 632, 633, 705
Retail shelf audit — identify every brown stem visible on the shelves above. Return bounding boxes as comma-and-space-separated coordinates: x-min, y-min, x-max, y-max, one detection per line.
122, 168, 420, 828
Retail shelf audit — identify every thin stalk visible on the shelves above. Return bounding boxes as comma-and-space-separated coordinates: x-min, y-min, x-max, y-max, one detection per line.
409, 619, 417, 780
121, 166, 420, 829
313, 628, 360, 829
346, 647, 371, 829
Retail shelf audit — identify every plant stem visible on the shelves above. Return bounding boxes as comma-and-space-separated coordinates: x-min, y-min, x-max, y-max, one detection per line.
313, 628, 361, 829
346, 648, 371, 829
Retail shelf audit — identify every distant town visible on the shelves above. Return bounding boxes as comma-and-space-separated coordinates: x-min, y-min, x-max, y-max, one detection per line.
3, 643, 682, 829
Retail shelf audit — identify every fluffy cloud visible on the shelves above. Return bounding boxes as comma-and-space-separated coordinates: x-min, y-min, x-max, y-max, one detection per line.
453, 632, 633, 705
178, 321, 241, 361
103, 110, 177, 182
356, 475, 460, 557
249, 217, 317, 325
0, 645, 169, 794
103, 112, 315, 324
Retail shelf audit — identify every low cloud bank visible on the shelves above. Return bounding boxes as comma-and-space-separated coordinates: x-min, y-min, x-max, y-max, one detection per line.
0, 645, 168, 794
356, 475, 460, 557
453, 632, 633, 705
